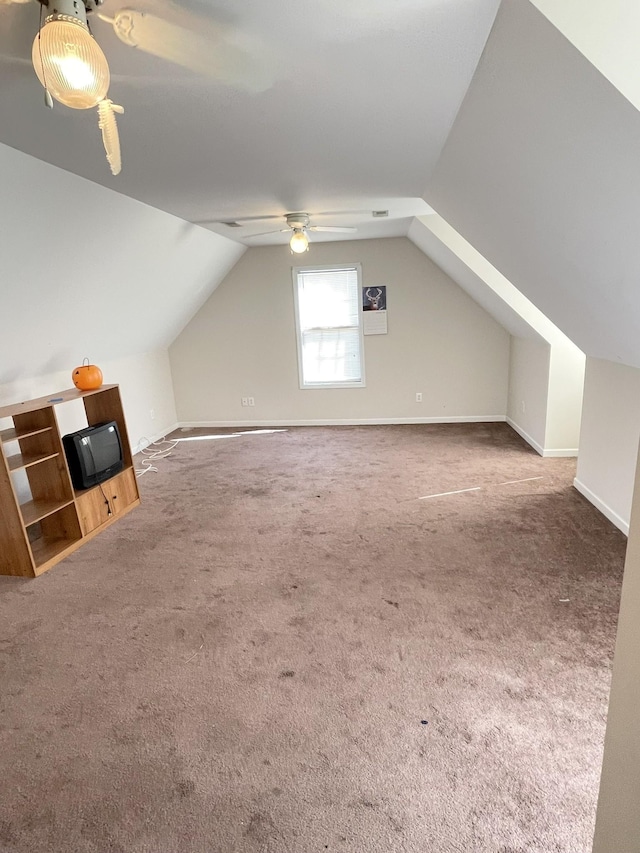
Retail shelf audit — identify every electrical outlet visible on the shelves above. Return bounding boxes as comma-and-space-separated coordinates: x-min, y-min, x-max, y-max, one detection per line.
415, 392, 423, 403
248, 397, 255, 407
521, 400, 526, 414
150, 409, 155, 420
241, 397, 249, 407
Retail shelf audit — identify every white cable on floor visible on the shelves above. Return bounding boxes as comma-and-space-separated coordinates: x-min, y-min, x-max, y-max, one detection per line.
135, 436, 179, 477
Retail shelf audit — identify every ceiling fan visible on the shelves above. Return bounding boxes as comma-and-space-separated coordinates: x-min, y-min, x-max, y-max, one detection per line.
0, 0, 274, 175
200, 212, 359, 254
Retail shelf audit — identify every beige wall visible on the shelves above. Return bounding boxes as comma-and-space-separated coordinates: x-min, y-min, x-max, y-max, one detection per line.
0, 349, 177, 456
545, 344, 585, 452
575, 358, 640, 534
507, 336, 551, 452
169, 237, 510, 425
593, 440, 640, 851
506, 336, 584, 456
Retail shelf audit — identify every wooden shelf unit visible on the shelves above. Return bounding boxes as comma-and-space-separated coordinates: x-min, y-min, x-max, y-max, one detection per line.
0, 385, 140, 577
6, 449, 60, 472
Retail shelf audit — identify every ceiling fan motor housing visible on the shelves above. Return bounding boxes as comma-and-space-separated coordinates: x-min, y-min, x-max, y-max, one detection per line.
38, 0, 103, 20
286, 213, 310, 230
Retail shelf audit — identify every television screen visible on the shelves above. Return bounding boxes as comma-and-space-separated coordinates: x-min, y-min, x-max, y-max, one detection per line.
63, 421, 124, 490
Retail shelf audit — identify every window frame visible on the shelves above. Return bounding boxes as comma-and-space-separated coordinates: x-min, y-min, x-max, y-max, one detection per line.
292, 263, 366, 390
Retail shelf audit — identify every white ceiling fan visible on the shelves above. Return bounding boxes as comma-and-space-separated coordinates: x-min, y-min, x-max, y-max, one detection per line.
202, 212, 359, 254
0, 0, 274, 174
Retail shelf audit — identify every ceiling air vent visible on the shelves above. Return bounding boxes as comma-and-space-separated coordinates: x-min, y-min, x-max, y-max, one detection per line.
222, 221, 243, 228
372, 210, 389, 218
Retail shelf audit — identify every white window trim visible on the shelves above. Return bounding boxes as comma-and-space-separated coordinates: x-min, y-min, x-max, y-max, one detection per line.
292, 263, 366, 390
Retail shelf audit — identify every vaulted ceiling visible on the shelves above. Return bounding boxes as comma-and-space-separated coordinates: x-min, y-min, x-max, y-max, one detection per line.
0, 142, 244, 385
1, 0, 639, 372
428, 0, 640, 368
0, 0, 500, 244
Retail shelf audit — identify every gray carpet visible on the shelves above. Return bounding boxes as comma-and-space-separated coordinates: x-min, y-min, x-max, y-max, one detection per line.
0, 423, 626, 852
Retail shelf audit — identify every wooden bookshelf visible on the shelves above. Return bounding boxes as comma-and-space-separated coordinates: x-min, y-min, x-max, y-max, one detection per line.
0, 385, 140, 577
21, 497, 75, 527
6, 450, 60, 472
0, 426, 52, 443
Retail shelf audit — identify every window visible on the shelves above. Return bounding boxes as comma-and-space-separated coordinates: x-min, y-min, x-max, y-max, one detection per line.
293, 264, 365, 389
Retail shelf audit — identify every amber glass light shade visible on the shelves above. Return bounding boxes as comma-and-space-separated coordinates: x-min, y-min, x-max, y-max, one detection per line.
32, 16, 110, 110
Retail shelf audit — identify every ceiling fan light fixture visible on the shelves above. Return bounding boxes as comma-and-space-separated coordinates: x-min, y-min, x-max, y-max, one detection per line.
32, 12, 110, 109
289, 229, 309, 254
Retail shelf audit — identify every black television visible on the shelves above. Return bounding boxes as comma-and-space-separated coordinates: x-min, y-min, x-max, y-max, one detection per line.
63, 421, 124, 490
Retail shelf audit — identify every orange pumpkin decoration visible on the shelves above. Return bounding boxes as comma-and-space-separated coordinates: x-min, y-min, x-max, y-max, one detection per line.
72, 358, 103, 391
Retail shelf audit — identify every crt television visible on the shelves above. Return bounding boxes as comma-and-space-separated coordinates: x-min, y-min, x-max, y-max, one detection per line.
63, 421, 124, 490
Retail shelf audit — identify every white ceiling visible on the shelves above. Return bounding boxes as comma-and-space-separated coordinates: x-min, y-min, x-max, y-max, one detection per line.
428, 0, 640, 368
408, 215, 570, 345
0, 0, 500, 246
532, 0, 640, 112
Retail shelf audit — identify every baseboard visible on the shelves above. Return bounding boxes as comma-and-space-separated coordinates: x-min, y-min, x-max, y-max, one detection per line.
506, 418, 578, 458
573, 477, 629, 536
540, 447, 579, 458
506, 418, 544, 456
177, 415, 508, 428
132, 422, 179, 455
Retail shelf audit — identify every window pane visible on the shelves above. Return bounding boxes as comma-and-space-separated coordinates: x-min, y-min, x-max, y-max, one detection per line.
301, 328, 362, 384
298, 269, 359, 330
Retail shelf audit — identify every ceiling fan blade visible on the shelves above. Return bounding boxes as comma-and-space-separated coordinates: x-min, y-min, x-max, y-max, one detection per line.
310, 209, 372, 217
195, 210, 371, 226
97, 99, 124, 176
308, 226, 358, 233
196, 214, 285, 225
247, 228, 290, 238
97, 8, 276, 93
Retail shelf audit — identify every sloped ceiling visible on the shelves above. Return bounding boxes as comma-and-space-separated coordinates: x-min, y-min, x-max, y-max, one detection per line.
0, 0, 500, 246
5, 0, 637, 391
532, 0, 640, 111
427, 0, 640, 368
0, 0, 514, 394
408, 215, 574, 346
409, 218, 537, 341
0, 142, 244, 386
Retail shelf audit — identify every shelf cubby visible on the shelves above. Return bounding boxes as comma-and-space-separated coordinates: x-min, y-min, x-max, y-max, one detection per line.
7, 450, 60, 472
21, 497, 75, 527
28, 504, 83, 573
30, 536, 80, 572
0, 425, 52, 443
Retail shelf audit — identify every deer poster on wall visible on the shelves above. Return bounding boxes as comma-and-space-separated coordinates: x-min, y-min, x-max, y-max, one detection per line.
362, 286, 388, 335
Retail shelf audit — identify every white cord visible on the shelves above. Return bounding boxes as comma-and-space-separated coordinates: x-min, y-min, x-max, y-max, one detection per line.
135, 436, 179, 477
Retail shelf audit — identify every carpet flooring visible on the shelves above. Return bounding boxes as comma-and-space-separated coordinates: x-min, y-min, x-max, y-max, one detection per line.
0, 423, 627, 853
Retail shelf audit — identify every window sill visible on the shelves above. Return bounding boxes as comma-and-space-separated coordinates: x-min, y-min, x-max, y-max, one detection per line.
300, 381, 366, 390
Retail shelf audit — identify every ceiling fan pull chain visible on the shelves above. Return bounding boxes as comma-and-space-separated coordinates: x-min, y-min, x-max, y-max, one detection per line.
97, 98, 124, 176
